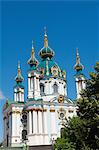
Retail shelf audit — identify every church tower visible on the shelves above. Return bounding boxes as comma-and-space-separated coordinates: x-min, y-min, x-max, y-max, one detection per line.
74, 48, 86, 99
27, 41, 40, 99
38, 28, 67, 98
14, 61, 24, 102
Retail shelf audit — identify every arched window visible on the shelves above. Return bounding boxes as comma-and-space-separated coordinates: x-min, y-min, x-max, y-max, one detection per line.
40, 83, 44, 95
53, 82, 58, 93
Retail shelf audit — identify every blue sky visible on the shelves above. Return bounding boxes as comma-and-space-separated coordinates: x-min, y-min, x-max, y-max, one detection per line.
0, 0, 99, 142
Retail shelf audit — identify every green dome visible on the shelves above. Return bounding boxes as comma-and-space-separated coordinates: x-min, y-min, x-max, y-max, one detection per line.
38, 58, 61, 78
39, 32, 55, 59
39, 46, 54, 59
15, 61, 24, 83
38, 58, 58, 70
28, 46, 39, 68
15, 74, 24, 83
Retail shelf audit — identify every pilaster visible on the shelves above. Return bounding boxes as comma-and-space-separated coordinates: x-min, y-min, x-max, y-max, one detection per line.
29, 111, 32, 134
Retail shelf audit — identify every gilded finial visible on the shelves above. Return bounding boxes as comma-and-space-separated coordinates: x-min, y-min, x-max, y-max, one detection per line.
76, 48, 80, 64
31, 40, 34, 57
18, 61, 21, 75
15, 61, 24, 82
44, 26, 48, 47
74, 48, 83, 71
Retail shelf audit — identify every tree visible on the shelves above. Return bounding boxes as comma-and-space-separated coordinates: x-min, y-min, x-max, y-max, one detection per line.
54, 138, 75, 150
77, 62, 99, 149
54, 62, 99, 150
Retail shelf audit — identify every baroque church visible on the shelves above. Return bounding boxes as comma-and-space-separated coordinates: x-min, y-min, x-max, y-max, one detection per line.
3, 29, 86, 149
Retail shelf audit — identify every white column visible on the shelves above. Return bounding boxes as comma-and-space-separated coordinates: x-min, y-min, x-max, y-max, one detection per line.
51, 111, 56, 134
31, 111, 33, 133
60, 84, 62, 95
28, 78, 30, 91
12, 113, 16, 136
37, 78, 39, 93
33, 111, 37, 134
27, 112, 29, 134
19, 92, 21, 101
49, 82, 51, 94
16, 114, 18, 136
45, 82, 49, 94
38, 111, 42, 134
37, 78, 39, 91
76, 81, 79, 98
34, 77, 36, 91
23, 93, 24, 102
21, 93, 23, 102
44, 111, 47, 134
29, 111, 32, 134
58, 82, 62, 94
31, 78, 34, 90
37, 111, 39, 133
17, 93, 19, 101
21, 93, 22, 102
31, 111, 34, 133
14, 93, 16, 101
36, 78, 38, 90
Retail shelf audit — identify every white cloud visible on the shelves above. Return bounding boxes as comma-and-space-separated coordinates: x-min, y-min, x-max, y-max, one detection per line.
0, 90, 5, 100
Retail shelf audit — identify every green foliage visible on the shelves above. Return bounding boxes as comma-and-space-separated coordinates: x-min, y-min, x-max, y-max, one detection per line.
54, 62, 99, 150
54, 138, 75, 150
77, 62, 99, 149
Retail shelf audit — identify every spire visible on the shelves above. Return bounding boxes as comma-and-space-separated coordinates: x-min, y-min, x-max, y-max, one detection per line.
74, 48, 84, 72
44, 26, 47, 36
39, 27, 54, 59
15, 61, 24, 83
44, 26, 48, 47
31, 40, 34, 57
18, 61, 21, 75
28, 40, 38, 67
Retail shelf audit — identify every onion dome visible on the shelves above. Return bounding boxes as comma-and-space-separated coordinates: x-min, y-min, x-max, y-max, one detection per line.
28, 40, 39, 68
74, 48, 84, 72
15, 61, 24, 83
39, 27, 54, 60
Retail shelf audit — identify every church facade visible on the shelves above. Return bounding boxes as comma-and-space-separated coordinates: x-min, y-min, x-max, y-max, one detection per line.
3, 30, 86, 148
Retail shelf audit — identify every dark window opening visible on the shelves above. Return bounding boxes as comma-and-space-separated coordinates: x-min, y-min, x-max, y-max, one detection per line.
40, 83, 44, 95
53, 83, 58, 93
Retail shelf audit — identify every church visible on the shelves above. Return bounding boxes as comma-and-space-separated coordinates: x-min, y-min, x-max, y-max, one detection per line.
2, 29, 86, 149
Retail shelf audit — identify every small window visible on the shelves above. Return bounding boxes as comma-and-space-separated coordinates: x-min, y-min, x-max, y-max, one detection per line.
40, 83, 44, 95
53, 83, 58, 93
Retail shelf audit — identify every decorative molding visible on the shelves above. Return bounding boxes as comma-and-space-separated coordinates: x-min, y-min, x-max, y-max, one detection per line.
51, 66, 58, 77
58, 95, 64, 103
26, 108, 47, 112
50, 109, 55, 112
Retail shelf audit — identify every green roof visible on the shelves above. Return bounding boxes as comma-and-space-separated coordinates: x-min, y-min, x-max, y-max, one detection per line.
39, 46, 54, 59
38, 58, 63, 78
14, 82, 24, 88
